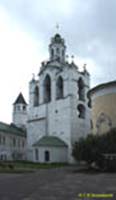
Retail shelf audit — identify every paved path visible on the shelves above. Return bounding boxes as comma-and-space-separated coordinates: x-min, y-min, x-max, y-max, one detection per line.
0, 167, 116, 200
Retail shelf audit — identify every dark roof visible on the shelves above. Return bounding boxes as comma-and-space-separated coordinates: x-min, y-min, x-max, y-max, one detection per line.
33, 136, 68, 147
0, 122, 26, 137
89, 81, 116, 96
52, 33, 64, 44
13, 93, 27, 105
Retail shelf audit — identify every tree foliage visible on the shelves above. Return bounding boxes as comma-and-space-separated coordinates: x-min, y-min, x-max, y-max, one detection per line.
72, 128, 116, 167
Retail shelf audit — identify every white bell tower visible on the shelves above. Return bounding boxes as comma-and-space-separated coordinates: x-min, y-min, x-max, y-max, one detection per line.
13, 93, 27, 129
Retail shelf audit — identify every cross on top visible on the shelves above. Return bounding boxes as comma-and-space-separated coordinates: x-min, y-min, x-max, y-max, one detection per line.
56, 23, 60, 32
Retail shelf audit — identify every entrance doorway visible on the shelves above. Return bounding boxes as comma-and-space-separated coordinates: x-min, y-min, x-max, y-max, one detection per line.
45, 151, 50, 162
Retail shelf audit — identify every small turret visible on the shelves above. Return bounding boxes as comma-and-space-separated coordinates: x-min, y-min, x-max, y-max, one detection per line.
12, 93, 27, 129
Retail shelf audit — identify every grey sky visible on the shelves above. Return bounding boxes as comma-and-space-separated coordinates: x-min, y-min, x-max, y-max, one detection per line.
0, 0, 116, 122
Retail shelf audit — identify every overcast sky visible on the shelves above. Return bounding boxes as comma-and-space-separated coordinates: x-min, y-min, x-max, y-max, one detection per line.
0, 0, 116, 123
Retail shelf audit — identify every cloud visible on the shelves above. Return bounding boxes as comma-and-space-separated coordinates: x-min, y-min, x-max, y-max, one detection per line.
0, 0, 116, 122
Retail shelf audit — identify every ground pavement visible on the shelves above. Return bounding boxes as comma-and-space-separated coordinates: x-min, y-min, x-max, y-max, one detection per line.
0, 167, 116, 200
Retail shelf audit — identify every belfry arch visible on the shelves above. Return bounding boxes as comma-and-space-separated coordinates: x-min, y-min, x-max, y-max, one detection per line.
78, 78, 85, 101
56, 76, 64, 99
43, 74, 51, 103
34, 86, 39, 107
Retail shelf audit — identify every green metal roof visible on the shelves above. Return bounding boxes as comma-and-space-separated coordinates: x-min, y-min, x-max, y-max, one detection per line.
33, 136, 68, 147
0, 122, 26, 137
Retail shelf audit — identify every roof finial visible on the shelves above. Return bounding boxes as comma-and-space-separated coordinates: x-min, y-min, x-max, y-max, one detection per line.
66, 55, 69, 63
32, 73, 35, 80
83, 63, 87, 71
71, 55, 74, 62
56, 23, 60, 33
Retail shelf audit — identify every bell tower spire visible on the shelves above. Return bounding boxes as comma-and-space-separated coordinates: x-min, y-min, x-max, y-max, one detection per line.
49, 29, 66, 63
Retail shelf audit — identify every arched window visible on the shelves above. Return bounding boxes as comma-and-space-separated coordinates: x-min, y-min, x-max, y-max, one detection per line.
78, 78, 85, 101
56, 47, 59, 54
62, 49, 64, 57
91, 120, 93, 129
23, 105, 26, 111
51, 49, 54, 59
56, 76, 63, 99
44, 74, 51, 103
77, 104, 86, 119
13, 138, 16, 147
34, 86, 39, 107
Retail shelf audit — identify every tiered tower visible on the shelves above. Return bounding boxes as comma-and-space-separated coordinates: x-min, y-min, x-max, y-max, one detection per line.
27, 33, 91, 162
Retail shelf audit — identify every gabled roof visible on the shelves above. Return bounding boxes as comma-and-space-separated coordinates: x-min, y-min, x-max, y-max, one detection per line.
13, 93, 27, 105
0, 122, 26, 137
33, 136, 68, 147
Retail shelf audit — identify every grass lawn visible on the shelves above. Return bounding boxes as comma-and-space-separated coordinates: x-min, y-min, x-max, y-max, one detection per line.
0, 161, 68, 173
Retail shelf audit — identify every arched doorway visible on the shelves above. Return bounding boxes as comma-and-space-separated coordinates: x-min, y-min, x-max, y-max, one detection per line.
44, 150, 50, 162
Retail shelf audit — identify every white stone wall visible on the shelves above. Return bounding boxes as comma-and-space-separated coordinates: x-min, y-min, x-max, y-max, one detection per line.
13, 103, 27, 128
33, 146, 68, 163
27, 119, 46, 146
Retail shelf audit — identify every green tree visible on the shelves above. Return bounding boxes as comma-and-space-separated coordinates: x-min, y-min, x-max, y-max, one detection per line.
72, 129, 116, 168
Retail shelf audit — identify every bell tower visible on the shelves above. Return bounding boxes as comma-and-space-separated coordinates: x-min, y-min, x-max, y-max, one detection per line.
13, 93, 27, 129
49, 33, 66, 63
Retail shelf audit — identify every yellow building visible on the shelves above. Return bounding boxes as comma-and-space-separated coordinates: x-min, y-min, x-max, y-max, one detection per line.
89, 81, 116, 134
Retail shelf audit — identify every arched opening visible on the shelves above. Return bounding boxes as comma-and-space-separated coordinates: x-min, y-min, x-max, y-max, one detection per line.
56, 76, 64, 100
78, 104, 86, 119
44, 74, 51, 103
56, 47, 59, 54
51, 49, 54, 59
34, 86, 39, 107
62, 49, 64, 57
23, 105, 26, 111
78, 78, 85, 101
91, 120, 93, 129
44, 150, 50, 162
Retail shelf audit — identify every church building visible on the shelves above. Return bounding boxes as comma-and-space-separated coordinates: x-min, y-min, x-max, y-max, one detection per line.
13, 33, 91, 163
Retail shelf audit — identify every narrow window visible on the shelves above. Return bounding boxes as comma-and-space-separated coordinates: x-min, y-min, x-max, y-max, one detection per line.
18, 139, 20, 147
22, 140, 25, 148
44, 75, 51, 103
17, 105, 20, 111
13, 138, 16, 147
56, 76, 63, 99
78, 104, 86, 119
78, 78, 85, 101
0, 155, 3, 160
56, 47, 59, 54
23, 105, 26, 110
62, 49, 64, 57
35, 148, 39, 161
34, 86, 39, 107
51, 49, 54, 59
91, 120, 93, 129
3, 136, 6, 145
